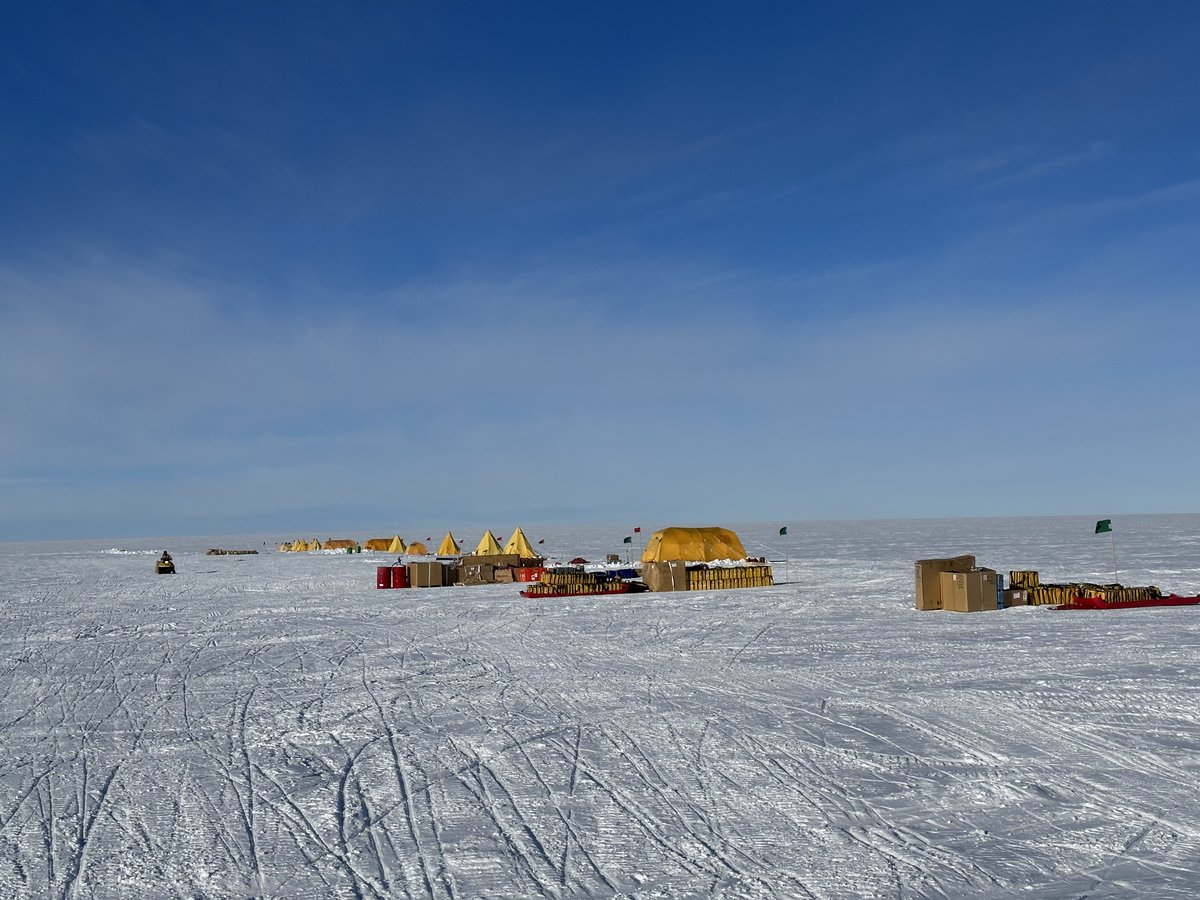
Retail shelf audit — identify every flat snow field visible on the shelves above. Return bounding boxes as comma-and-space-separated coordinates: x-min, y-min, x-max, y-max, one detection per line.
2, 516, 1200, 899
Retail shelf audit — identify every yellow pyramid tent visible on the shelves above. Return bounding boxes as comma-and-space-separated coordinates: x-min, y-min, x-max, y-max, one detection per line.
387, 535, 406, 554
278, 542, 291, 552
473, 530, 502, 556
502, 527, 537, 558
406, 541, 429, 555
437, 532, 461, 556
290, 539, 307, 552
641, 527, 748, 563
308, 539, 323, 551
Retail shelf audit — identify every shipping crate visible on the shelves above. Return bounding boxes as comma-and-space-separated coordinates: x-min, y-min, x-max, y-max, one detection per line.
643, 560, 690, 592
1002, 589, 1029, 607
406, 561, 446, 588
941, 568, 999, 613
914, 555, 976, 610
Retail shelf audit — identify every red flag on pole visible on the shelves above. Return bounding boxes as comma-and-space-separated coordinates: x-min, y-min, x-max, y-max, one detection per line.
634, 526, 641, 533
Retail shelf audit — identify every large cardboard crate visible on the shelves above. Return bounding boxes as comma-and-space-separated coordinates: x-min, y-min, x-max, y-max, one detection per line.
644, 560, 689, 592
914, 555, 975, 610
407, 561, 447, 588
941, 568, 999, 613
494, 567, 515, 584
461, 563, 494, 585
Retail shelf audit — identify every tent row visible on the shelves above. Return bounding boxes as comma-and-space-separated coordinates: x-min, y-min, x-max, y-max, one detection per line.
281, 528, 540, 559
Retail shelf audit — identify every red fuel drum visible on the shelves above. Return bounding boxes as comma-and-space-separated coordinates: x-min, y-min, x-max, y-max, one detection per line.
376, 566, 393, 589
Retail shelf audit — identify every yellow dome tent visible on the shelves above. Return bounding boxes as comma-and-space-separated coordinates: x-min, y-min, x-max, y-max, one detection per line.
364, 538, 392, 551
406, 541, 430, 556
323, 539, 356, 550
641, 527, 748, 563
502, 527, 537, 558
473, 530, 502, 556
437, 532, 461, 556
278, 542, 291, 552
387, 535, 406, 554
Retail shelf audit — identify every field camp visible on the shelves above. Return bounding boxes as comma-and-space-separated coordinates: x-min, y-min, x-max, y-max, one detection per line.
4, 515, 1199, 897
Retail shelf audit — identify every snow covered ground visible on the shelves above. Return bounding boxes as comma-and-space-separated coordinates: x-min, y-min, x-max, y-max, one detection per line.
2, 515, 1199, 899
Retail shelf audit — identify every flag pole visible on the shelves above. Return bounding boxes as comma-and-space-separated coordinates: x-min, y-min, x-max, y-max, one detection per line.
1110, 527, 1119, 585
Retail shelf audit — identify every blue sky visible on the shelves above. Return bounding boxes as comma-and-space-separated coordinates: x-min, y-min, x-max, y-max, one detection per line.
2, 2, 1199, 540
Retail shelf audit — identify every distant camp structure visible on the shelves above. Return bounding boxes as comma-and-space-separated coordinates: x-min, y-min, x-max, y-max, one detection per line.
405, 541, 430, 556
437, 532, 461, 556
277, 538, 360, 553
640, 526, 773, 592
456, 527, 545, 585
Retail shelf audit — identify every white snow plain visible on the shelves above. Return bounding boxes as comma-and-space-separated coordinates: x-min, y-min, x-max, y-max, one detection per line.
2, 514, 1199, 899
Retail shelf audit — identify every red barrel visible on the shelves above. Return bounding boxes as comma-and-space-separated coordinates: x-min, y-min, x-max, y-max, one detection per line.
391, 565, 409, 588
376, 566, 393, 589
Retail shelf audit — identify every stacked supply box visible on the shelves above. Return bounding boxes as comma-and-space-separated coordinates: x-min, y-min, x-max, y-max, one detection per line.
1009, 571, 1040, 590
941, 568, 1000, 613
1003, 589, 1029, 607
686, 565, 773, 591
643, 561, 689, 592
914, 555, 975, 610
522, 570, 625, 597
407, 561, 447, 588
461, 563, 494, 585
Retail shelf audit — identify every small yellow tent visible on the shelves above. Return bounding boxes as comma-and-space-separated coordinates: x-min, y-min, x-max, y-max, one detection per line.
290, 539, 307, 552
278, 542, 290, 552
406, 541, 429, 556
308, 539, 323, 551
364, 538, 391, 551
502, 527, 537, 558
641, 527, 748, 563
473, 530, 502, 556
437, 532, 461, 556
387, 535, 406, 554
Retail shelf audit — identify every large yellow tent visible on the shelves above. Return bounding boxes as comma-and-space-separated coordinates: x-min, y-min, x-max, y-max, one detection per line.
387, 535, 406, 554
437, 532, 461, 556
406, 541, 430, 555
502, 527, 537, 558
323, 539, 356, 550
641, 527, 748, 563
473, 530, 502, 556
364, 538, 391, 551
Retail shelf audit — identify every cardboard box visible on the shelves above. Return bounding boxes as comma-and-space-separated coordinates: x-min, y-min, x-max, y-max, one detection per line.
462, 563, 494, 585
493, 567, 515, 584
643, 560, 690, 592
1002, 589, 1029, 607
941, 568, 999, 613
406, 561, 446, 588
915, 555, 976, 610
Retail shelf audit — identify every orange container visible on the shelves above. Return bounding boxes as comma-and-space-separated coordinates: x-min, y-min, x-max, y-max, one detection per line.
515, 567, 545, 582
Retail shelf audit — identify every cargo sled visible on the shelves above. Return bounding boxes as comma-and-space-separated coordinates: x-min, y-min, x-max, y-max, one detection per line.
1055, 594, 1200, 611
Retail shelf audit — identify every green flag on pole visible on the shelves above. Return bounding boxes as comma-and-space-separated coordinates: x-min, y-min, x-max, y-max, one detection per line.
1095, 519, 1112, 534
622, 535, 632, 544
779, 526, 787, 536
